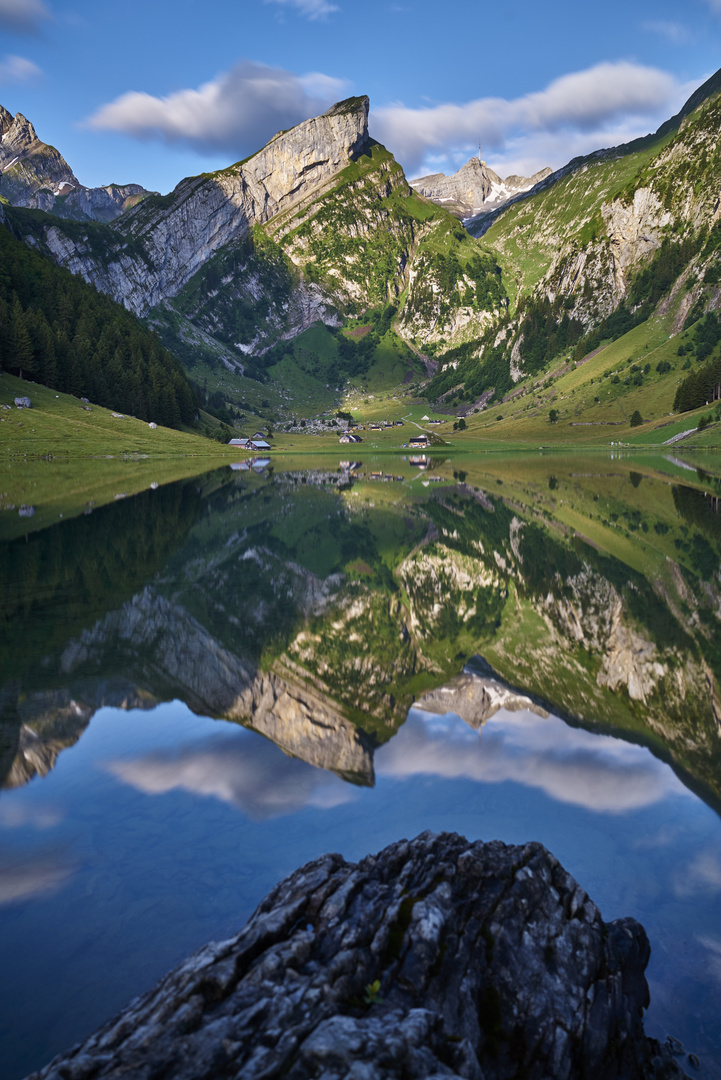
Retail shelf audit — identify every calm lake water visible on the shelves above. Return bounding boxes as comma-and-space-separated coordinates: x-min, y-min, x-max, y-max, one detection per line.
2, 453, 721, 1079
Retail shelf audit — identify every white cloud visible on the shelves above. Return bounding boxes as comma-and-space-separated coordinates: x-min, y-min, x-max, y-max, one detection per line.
704, 0, 721, 13
85, 60, 348, 159
371, 61, 681, 180
0, 53, 41, 84
642, 20, 694, 45
264, 0, 339, 19
0, 0, 50, 33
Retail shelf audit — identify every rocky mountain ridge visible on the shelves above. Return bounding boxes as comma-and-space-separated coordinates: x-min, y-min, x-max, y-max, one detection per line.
5, 69, 721, 422
411, 156, 552, 219
0, 104, 152, 221
2, 95, 509, 373
35, 97, 373, 317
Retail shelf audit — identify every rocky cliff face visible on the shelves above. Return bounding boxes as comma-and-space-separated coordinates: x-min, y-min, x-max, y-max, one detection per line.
411, 157, 552, 219
0, 105, 151, 221
39, 97, 372, 316
24, 831, 682, 1080
7, 95, 509, 361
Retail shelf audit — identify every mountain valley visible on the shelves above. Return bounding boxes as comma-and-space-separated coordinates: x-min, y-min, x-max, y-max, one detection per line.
3, 71, 721, 443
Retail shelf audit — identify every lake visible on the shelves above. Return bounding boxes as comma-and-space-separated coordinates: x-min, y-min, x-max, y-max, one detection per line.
1, 451, 721, 1079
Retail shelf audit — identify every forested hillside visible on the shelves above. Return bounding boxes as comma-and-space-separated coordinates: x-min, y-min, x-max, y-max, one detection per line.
0, 208, 197, 428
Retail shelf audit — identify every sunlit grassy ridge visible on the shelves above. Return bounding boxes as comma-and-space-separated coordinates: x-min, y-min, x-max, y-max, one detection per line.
481, 136, 675, 305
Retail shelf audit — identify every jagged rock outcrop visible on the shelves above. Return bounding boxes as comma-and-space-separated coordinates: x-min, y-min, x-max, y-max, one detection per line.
25, 831, 683, 1080
0, 105, 151, 221
39, 97, 372, 315
411, 157, 552, 218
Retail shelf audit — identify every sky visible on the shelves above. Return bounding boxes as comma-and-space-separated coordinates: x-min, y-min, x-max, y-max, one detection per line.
0, 0, 720, 194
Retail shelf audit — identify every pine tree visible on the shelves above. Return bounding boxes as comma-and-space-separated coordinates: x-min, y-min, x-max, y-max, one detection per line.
9, 293, 34, 379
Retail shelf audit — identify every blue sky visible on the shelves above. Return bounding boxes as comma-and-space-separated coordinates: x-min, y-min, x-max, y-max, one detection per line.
0, 0, 720, 193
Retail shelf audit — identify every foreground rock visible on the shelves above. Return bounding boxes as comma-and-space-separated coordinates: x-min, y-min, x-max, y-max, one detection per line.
28, 832, 682, 1080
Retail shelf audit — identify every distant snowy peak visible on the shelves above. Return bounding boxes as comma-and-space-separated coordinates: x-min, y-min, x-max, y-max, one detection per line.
410, 157, 552, 219
0, 104, 153, 223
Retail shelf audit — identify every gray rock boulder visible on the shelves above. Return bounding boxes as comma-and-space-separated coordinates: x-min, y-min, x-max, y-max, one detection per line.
25, 832, 683, 1080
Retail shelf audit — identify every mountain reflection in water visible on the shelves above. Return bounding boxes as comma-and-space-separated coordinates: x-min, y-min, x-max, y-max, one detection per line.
1, 453, 721, 1078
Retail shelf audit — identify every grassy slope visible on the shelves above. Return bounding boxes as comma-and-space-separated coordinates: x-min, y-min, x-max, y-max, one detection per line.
166, 144, 499, 425
0, 372, 235, 538
432, 309, 721, 447
437, 87, 721, 440
0, 455, 220, 542
441, 452, 713, 581
0, 373, 231, 459
481, 134, 675, 306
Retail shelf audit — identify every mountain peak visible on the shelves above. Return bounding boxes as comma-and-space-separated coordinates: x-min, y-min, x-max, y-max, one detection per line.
324, 94, 369, 119
0, 102, 152, 222
1, 111, 40, 154
0, 103, 13, 137
410, 158, 552, 218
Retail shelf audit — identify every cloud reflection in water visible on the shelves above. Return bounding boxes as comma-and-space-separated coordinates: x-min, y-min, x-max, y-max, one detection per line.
674, 847, 721, 897
695, 935, 721, 982
377, 709, 691, 814
0, 854, 73, 905
0, 802, 63, 830
105, 729, 359, 820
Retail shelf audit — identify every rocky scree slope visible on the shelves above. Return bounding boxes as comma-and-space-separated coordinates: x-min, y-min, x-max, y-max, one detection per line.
25, 832, 683, 1080
0, 105, 151, 222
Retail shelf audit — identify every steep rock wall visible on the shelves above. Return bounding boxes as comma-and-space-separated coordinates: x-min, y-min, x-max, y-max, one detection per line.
40, 98, 371, 316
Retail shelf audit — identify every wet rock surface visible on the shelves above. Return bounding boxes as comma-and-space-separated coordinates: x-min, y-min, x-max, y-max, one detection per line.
27, 832, 683, 1080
